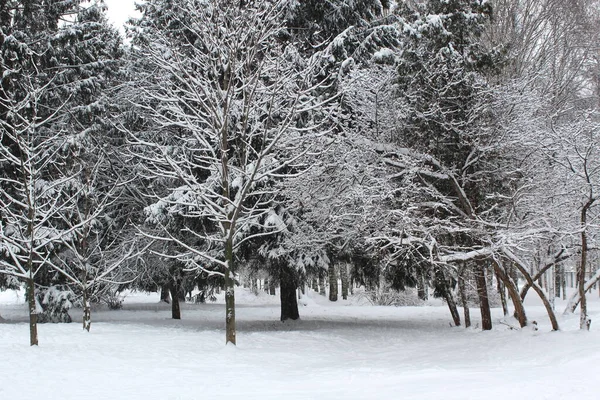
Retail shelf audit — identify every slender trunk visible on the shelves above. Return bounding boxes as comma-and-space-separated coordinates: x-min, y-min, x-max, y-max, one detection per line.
224, 268, 236, 344
562, 266, 567, 300
444, 290, 461, 327
579, 203, 591, 330
28, 277, 38, 346
496, 274, 509, 316
493, 261, 527, 328
341, 263, 349, 300
458, 265, 471, 328
169, 283, 181, 320
475, 261, 492, 330
82, 286, 91, 332
519, 250, 570, 301
319, 274, 326, 296
280, 266, 299, 321
417, 269, 427, 301
328, 263, 338, 302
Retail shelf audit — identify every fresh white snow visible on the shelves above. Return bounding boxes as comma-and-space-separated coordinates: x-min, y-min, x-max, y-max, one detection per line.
2, 288, 600, 399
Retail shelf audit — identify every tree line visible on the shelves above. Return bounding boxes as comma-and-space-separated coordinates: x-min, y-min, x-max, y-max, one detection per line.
1, 0, 598, 346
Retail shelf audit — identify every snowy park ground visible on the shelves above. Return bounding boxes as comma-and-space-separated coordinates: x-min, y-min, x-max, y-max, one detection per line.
2, 288, 600, 400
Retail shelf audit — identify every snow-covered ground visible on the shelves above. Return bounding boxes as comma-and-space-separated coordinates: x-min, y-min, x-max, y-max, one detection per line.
2, 288, 600, 399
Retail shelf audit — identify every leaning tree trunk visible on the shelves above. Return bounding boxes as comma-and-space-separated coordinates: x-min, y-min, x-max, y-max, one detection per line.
27, 276, 38, 346
328, 263, 338, 302
475, 261, 492, 331
493, 261, 527, 328
508, 255, 559, 331
444, 290, 461, 327
564, 268, 600, 314
280, 265, 299, 321
458, 265, 471, 328
169, 282, 181, 320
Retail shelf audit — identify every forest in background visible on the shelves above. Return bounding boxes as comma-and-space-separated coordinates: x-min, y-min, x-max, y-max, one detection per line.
0, 0, 599, 346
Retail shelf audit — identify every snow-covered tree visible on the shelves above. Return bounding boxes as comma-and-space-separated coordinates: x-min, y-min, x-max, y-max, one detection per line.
0, 1, 125, 342
128, 0, 332, 345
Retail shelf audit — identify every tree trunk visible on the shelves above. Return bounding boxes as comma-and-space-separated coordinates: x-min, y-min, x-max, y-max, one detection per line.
82, 286, 91, 332
417, 269, 428, 301
555, 265, 562, 298
319, 274, 326, 296
444, 290, 461, 327
496, 273, 509, 316
458, 265, 471, 328
27, 277, 38, 346
224, 268, 236, 345
341, 263, 349, 300
280, 266, 299, 321
160, 284, 171, 303
224, 239, 236, 345
562, 266, 567, 300
507, 253, 559, 331
475, 261, 492, 330
493, 261, 527, 328
169, 283, 181, 320
328, 263, 338, 302
579, 201, 592, 330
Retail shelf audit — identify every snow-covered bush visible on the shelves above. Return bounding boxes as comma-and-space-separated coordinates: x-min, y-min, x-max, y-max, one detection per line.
37, 286, 73, 323
359, 285, 425, 306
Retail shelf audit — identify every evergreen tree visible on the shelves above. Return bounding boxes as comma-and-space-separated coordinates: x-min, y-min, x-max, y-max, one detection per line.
0, 0, 124, 342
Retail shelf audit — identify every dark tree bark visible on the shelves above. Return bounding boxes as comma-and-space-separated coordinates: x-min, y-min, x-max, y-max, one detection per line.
328, 263, 338, 302
341, 264, 349, 300
493, 261, 527, 328
160, 284, 171, 303
475, 261, 492, 330
280, 266, 300, 321
169, 283, 181, 320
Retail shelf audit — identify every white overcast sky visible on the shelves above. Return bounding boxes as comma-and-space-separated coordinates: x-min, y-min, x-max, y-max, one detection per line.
103, 0, 141, 33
